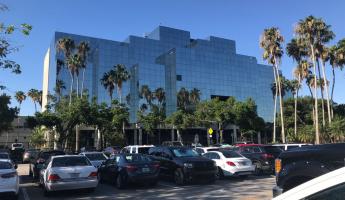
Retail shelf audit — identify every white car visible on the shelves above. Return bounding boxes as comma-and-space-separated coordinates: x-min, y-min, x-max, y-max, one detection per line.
11, 143, 24, 151
121, 145, 154, 154
79, 152, 108, 168
195, 147, 221, 155
39, 155, 98, 196
0, 159, 19, 198
203, 150, 255, 178
273, 166, 345, 200
272, 143, 312, 151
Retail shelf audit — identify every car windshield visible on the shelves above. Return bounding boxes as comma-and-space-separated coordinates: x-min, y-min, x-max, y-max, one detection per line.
12, 144, 22, 147
221, 151, 242, 158
85, 153, 107, 161
52, 157, 91, 167
124, 154, 151, 163
0, 153, 9, 159
41, 151, 65, 160
138, 147, 151, 154
264, 146, 283, 153
0, 161, 12, 169
172, 148, 199, 157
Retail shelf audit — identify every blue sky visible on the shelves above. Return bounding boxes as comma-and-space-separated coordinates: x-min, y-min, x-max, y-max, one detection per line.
2, 0, 345, 116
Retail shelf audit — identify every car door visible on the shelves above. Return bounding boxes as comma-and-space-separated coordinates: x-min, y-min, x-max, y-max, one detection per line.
211, 153, 223, 167
102, 158, 116, 181
162, 148, 175, 177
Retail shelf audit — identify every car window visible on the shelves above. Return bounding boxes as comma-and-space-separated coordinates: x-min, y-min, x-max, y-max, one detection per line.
213, 153, 220, 159
287, 145, 299, 150
124, 154, 151, 163
252, 147, 262, 153
115, 156, 120, 164
242, 147, 252, 153
85, 153, 107, 161
207, 148, 220, 152
40, 151, 65, 160
221, 151, 242, 158
195, 148, 204, 154
138, 147, 151, 154
52, 157, 91, 167
0, 161, 12, 169
304, 183, 345, 200
0, 153, 9, 159
172, 148, 199, 157
203, 153, 210, 159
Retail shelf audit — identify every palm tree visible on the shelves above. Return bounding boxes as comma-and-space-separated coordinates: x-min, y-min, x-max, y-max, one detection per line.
260, 27, 286, 143
140, 85, 153, 105
189, 88, 201, 105
77, 42, 90, 98
27, 89, 40, 112
100, 70, 116, 102
295, 16, 334, 144
14, 91, 26, 114
154, 87, 165, 106
289, 79, 301, 136
113, 64, 130, 103
66, 53, 82, 102
177, 87, 190, 111
54, 79, 66, 100
56, 59, 64, 76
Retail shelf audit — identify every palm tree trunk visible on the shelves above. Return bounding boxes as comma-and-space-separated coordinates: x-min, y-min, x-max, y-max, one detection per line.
311, 46, 320, 144
272, 67, 278, 143
81, 68, 85, 98
34, 102, 37, 112
321, 61, 331, 124
76, 75, 79, 98
317, 60, 325, 127
294, 79, 300, 136
69, 71, 74, 105
273, 57, 285, 143
331, 66, 335, 119
118, 86, 122, 104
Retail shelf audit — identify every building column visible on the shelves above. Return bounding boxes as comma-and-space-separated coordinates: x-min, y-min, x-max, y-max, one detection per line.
75, 125, 80, 152
134, 129, 137, 145
258, 131, 262, 144
138, 128, 142, 145
171, 129, 175, 141
177, 129, 181, 142
54, 131, 59, 150
233, 127, 237, 144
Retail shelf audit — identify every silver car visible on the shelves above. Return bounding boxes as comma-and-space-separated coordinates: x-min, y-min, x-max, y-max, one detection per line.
79, 152, 108, 168
39, 155, 98, 196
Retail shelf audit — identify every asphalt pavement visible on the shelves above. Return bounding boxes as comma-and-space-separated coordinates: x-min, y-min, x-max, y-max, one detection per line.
17, 164, 275, 200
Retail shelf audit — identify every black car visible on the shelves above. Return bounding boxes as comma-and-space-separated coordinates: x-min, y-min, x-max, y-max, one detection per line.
29, 150, 65, 179
148, 146, 217, 185
98, 153, 160, 189
273, 143, 345, 196
23, 149, 40, 164
234, 144, 274, 175
262, 145, 283, 159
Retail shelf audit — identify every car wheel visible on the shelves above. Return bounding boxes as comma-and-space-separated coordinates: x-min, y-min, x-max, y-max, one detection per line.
215, 167, 224, 180
253, 162, 262, 176
174, 168, 185, 185
116, 174, 126, 189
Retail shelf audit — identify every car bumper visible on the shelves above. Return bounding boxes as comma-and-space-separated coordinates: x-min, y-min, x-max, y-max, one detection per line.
46, 179, 98, 191
222, 165, 255, 176
0, 179, 19, 194
272, 185, 284, 197
184, 169, 217, 182
128, 174, 159, 183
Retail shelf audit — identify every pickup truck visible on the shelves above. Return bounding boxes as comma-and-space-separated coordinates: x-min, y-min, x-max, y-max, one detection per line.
273, 143, 345, 197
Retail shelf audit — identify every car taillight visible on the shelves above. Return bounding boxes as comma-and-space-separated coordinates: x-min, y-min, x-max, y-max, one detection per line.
275, 159, 282, 174
1, 172, 17, 178
226, 161, 236, 166
48, 174, 60, 182
126, 165, 138, 172
89, 172, 98, 178
262, 153, 274, 159
37, 158, 45, 164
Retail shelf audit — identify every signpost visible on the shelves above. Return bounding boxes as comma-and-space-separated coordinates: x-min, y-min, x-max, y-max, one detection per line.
208, 128, 213, 137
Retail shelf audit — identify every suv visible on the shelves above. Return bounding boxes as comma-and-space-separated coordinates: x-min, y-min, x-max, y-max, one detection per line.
148, 146, 217, 185
29, 150, 65, 179
120, 145, 154, 155
273, 143, 345, 196
234, 144, 274, 175
272, 143, 312, 151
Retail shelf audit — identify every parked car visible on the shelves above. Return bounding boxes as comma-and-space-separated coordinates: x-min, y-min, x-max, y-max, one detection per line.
121, 145, 154, 154
274, 143, 345, 195
272, 143, 312, 151
0, 159, 19, 199
103, 146, 121, 157
23, 149, 40, 164
262, 145, 283, 159
161, 141, 183, 147
234, 144, 274, 175
29, 150, 65, 179
203, 150, 255, 179
79, 152, 108, 168
11, 143, 23, 151
0, 152, 10, 160
194, 147, 220, 155
98, 153, 160, 189
149, 146, 217, 185
39, 155, 98, 196
273, 166, 345, 199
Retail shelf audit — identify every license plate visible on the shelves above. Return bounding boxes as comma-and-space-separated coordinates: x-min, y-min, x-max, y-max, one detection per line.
69, 173, 79, 178
142, 168, 150, 173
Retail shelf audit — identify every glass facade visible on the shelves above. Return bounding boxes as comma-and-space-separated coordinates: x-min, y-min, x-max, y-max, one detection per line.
44, 26, 274, 123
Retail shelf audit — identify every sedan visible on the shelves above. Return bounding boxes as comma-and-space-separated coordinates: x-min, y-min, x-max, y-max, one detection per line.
39, 155, 98, 196
80, 152, 108, 168
0, 159, 19, 199
98, 154, 160, 189
203, 150, 255, 179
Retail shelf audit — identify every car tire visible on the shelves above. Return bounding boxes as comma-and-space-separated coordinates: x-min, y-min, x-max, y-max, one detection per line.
253, 162, 263, 176
216, 167, 224, 180
116, 174, 126, 189
174, 168, 185, 185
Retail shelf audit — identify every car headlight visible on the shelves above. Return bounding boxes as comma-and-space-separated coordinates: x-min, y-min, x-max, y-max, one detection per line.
183, 163, 194, 168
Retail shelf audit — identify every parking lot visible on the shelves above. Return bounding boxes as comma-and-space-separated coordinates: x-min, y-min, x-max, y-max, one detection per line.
16, 164, 275, 200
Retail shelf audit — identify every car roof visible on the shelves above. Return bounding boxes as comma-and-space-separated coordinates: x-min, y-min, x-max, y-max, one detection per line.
273, 167, 345, 200
235, 144, 264, 147
0, 159, 12, 162
51, 155, 85, 159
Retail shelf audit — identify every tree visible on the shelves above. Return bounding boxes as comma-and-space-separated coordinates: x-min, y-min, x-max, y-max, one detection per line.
27, 89, 40, 112
29, 126, 46, 148
260, 27, 286, 143
189, 88, 201, 105
77, 42, 90, 98
289, 79, 301, 136
177, 87, 190, 111
113, 64, 130, 103
140, 85, 153, 106
0, 94, 18, 134
54, 80, 66, 100
100, 70, 116, 102
14, 91, 26, 114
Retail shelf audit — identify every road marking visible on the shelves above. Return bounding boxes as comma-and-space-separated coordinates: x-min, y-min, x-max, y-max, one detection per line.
22, 188, 30, 200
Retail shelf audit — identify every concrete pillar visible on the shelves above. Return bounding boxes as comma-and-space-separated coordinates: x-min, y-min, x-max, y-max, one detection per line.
75, 125, 80, 152
233, 128, 237, 144
171, 129, 175, 141
177, 129, 181, 142
258, 131, 262, 144
94, 127, 98, 149
139, 129, 142, 145
134, 129, 138, 145
54, 131, 59, 150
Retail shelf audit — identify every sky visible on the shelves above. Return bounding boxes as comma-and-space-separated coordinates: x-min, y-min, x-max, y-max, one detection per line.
1, 0, 345, 116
